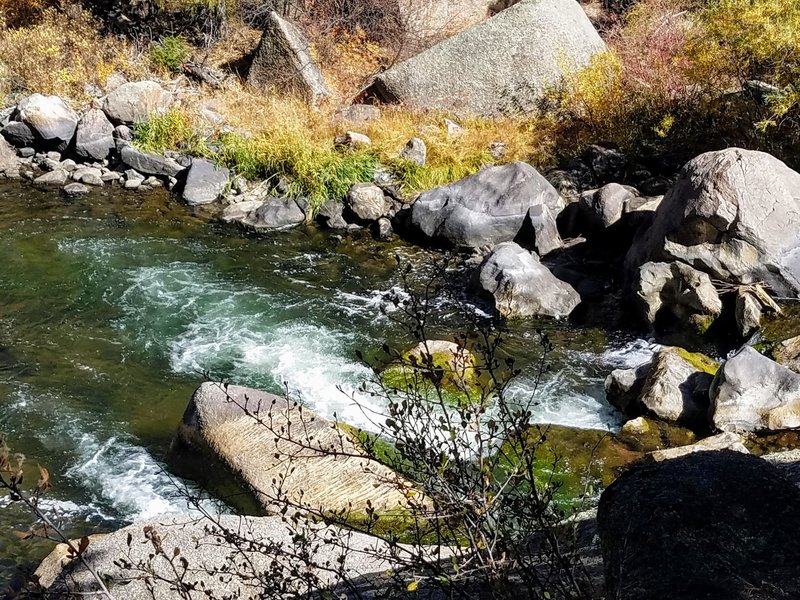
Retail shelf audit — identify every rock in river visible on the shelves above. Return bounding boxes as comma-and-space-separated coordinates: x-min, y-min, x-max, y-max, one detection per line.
475, 242, 580, 319
410, 162, 564, 252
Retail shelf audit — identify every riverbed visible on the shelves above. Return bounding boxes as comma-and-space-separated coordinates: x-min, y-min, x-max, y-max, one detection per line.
0, 182, 655, 587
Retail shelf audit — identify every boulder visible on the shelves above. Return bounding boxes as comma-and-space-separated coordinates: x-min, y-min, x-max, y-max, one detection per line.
648, 432, 748, 462
607, 348, 716, 430
0, 136, 20, 178
173, 382, 411, 514
476, 242, 580, 318
15, 94, 78, 151
598, 451, 800, 600
120, 145, 186, 178
35, 513, 396, 599
2, 121, 35, 147
33, 169, 69, 187
359, 0, 605, 116
634, 261, 722, 330
579, 183, 637, 229
400, 137, 427, 166
74, 109, 115, 161
182, 158, 230, 206
584, 145, 627, 184
410, 162, 564, 250
316, 200, 348, 229
636, 348, 715, 430
626, 148, 800, 297
736, 290, 763, 338
222, 197, 306, 230
248, 11, 330, 105
774, 335, 800, 373
711, 346, 800, 433
346, 183, 389, 222
333, 104, 381, 124
604, 362, 651, 415
335, 131, 371, 149
102, 81, 172, 125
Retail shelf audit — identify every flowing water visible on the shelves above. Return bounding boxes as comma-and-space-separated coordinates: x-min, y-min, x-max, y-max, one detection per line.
0, 182, 655, 588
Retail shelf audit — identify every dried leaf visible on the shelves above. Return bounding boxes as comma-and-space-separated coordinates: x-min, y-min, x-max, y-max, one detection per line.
13, 530, 32, 540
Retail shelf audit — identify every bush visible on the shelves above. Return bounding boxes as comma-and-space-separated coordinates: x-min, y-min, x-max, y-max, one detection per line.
149, 35, 189, 72
133, 108, 211, 157
0, 5, 144, 101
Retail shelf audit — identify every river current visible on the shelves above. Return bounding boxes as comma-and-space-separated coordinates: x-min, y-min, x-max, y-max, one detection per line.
0, 182, 655, 586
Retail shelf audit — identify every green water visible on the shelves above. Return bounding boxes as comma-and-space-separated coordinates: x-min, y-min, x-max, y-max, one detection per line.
0, 182, 642, 589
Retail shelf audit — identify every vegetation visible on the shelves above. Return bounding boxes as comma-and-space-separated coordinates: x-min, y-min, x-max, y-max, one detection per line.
149, 34, 189, 72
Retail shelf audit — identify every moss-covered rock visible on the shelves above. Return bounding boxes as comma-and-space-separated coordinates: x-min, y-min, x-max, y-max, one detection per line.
381, 340, 484, 406
673, 347, 720, 375
617, 416, 697, 453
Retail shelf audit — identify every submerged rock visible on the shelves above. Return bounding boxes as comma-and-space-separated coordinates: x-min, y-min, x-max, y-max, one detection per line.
410, 162, 564, 251
476, 242, 580, 319
647, 432, 748, 462
598, 451, 800, 600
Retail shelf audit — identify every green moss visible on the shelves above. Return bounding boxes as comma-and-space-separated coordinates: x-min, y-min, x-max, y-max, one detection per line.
674, 347, 720, 375
338, 422, 403, 469
498, 425, 642, 510
690, 314, 716, 335
761, 303, 800, 344
616, 416, 697, 453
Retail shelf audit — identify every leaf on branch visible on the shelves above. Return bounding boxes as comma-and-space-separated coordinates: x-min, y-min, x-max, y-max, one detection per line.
13, 530, 33, 540
78, 536, 91, 556
407, 581, 419, 592
37, 464, 51, 493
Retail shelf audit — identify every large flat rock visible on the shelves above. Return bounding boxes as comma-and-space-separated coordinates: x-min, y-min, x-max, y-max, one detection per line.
360, 0, 605, 116
173, 382, 412, 516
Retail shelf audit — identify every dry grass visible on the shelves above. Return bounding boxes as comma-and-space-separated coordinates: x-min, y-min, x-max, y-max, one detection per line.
0, 4, 148, 102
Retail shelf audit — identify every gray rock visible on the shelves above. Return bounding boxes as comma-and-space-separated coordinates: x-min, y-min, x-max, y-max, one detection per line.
75, 109, 115, 161
248, 11, 330, 105
410, 162, 564, 249
359, 0, 605, 116
120, 145, 185, 178
232, 175, 248, 195
335, 131, 371, 149
182, 158, 230, 206
33, 169, 69, 187
546, 160, 597, 205
35, 513, 398, 600
476, 242, 580, 319
774, 336, 800, 373
637, 348, 714, 430
579, 183, 637, 229
604, 362, 652, 415
634, 261, 722, 328
74, 168, 104, 187
648, 432, 748, 462
0, 136, 20, 178
598, 451, 800, 600
523, 203, 562, 256
102, 81, 172, 125
16, 94, 78, 150
17, 147, 35, 158
445, 118, 464, 137
400, 137, 427, 166
2, 121, 35, 147
62, 182, 90, 198
377, 217, 393, 241
735, 290, 762, 338
123, 178, 142, 190
711, 346, 800, 433
58, 159, 77, 172
346, 183, 389, 222
124, 168, 145, 182
222, 197, 306, 230
626, 148, 800, 297
316, 200, 348, 229
333, 104, 381, 124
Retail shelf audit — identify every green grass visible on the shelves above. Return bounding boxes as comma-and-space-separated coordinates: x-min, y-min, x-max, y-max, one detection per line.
133, 108, 210, 157
149, 35, 189, 72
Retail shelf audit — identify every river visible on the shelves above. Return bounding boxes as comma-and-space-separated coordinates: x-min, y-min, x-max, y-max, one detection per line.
0, 182, 655, 587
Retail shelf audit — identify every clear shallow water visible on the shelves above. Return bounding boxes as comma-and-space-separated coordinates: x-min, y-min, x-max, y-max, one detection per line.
0, 182, 653, 587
